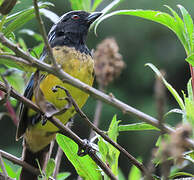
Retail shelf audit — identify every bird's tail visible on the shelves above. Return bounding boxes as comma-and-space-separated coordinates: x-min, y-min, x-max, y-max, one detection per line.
20, 145, 50, 180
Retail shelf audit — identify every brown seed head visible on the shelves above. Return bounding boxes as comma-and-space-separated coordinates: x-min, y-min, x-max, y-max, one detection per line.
94, 38, 125, 87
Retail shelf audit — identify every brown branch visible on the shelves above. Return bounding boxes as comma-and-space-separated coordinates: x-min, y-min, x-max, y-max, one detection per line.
0, 150, 40, 176
53, 85, 148, 176
89, 84, 104, 139
0, 82, 117, 180
0, 33, 193, 149
33, 0, 58, 68
53, 146, 63, 179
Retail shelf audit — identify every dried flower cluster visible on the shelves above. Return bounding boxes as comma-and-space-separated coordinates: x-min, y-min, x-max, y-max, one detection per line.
94, 38, 125, 87
159, 124, 192, 164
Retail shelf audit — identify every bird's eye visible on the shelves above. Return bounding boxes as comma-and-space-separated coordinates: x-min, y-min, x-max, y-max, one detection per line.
71, 15, 80, 20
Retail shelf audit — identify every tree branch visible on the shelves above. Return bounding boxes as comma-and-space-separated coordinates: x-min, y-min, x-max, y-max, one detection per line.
0, 82, 117, 180
0, 33, 193, 149
53, 85, 149, 175
0, 150, 40, 176
33, 0, 58, 68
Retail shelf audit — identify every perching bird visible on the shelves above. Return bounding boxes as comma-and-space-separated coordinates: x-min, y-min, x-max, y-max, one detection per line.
16, 10, 102, 180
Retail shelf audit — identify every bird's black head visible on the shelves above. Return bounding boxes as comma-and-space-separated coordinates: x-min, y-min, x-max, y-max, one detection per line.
48, 11, 102, 55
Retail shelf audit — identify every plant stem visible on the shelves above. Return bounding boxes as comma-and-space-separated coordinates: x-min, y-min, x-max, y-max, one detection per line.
89, 84, 104, 139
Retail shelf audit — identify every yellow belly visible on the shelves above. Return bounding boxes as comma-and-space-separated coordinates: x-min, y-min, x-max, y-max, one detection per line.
25, 46, 94, 152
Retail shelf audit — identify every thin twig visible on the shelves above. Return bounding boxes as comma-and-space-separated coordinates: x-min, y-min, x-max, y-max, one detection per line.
49, 116, 117, 180
42, 140, 55, 171
0, 153, 8, 179
54, 85, 148, 176
53, 146, 63, 179
0, 82, 117, 180
33, 0, 58, 68
0, 75, 11, 105
0, 150, 40, 176
89, 84, 104, 139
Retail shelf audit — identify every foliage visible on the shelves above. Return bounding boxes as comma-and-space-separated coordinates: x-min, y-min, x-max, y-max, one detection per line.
0, 0, 194, 179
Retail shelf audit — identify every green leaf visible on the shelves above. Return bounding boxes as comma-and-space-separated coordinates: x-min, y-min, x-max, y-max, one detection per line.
187, 78, 193, 102
169, 172, 194, 179
177, 4, 194, 53
0, 160, 16, 178
45, 159, 55, 179
3, 2, 54, 37
118, 169, 126, 180
57, 172, 71, 180
119, 122, 159, 132
40, 9, 59, 23
164, 5, 188, 53
81, 0, 91, 11
16, 168, 21, 180
146, 63, 185, 110
107, 115, 120, 176
183, 92, 194, 129
69, 0, 83, 10
98, 115, 120, 178
0, 68, 25, 93
93, 0, 123, 32
164, 108, 184, 117
92, 0, 103, 11
185, 53, 194, 66
0, 55, 35, 74
19, 29, 43, 42
101, 0, 123, 14
95, 6, 192, 54
18, 38, 28, 52
128, 158, 142, 180
56, 134, 102, 180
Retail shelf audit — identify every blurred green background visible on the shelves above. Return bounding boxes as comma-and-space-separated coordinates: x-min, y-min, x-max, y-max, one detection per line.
0, 0, 194, 178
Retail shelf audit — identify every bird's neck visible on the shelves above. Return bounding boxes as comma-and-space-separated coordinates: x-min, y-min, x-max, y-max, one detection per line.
65, 32, 90, 55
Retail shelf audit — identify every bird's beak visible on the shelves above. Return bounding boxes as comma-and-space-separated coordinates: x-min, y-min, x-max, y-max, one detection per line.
87, 12, 102, 24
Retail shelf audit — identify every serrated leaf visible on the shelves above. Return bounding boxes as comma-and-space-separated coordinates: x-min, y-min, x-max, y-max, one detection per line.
56, 134, 102, 180
118, 122, 159, 132
177, 4, 194, 53
45, 158, 55, 179
56, 172, 71, 180
98, 136, 109, 163
98, 115, 120, 178
146, 63, 185, 110
108, 115, 120, 176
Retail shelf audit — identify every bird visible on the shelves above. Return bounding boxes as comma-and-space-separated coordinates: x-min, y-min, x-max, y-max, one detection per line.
16, 10, 102, 180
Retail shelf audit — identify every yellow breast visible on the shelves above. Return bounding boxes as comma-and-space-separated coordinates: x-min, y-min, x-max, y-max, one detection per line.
26, 46, 94, 152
